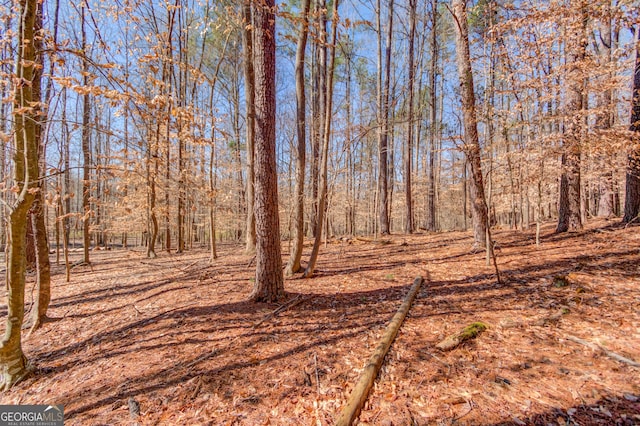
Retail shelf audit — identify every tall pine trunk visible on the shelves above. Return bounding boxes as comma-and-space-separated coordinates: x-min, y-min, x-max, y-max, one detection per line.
251, 0, 284, 302
404, 0, 416, 234
377, 0, 393, 235
556, 0, 586, 232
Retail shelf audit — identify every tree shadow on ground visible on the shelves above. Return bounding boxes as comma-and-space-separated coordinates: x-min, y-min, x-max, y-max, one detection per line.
491, 393, 639, 426
8, 221, 638, 424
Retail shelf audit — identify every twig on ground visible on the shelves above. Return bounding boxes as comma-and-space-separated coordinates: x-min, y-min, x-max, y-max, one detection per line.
251, 295, 308, 329
564, 334, 640, 367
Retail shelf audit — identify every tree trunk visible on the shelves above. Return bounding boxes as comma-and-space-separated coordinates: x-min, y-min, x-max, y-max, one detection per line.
147, 120, 160, 259
27, 1, 51, 330
250, 0, 284, 302
0, 14, 10, 252
209, 124, 218, 261
623, 28, 640, 223
377, 0, 392, 235
243, 1, 257, 253
404, 0, 416, 234
176, 0, 186, 253
452, 0, 488, 247
595, 4, 616, 218
426, 0, 438, 232
556, 0, 586, 232
309, 0, 326, 238
1, 0, 39, 389
81, 4, 91, 263
285, 0, 311, 276
304, 0, 340, 278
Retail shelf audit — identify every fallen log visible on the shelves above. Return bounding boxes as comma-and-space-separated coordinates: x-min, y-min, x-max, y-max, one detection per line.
436, 321, 488, 351
335, 275, 424, 426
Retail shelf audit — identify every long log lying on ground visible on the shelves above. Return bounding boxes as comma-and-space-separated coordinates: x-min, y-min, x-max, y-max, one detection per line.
335, 275, 425, 426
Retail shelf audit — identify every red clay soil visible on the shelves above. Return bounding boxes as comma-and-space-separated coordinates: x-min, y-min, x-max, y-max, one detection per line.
1, 219, 639, 425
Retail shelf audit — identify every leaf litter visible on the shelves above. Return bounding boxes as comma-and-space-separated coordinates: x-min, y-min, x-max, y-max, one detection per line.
1, 219, 639, 425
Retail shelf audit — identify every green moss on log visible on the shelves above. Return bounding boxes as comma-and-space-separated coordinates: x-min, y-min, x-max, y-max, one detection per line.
458, 322, 488, 341
436, 321, 488, 351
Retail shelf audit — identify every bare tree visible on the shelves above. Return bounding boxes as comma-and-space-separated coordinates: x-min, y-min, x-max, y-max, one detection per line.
451, 0, 489, 247
27, 0, 52, 331
623, 27, 640, 223
0, 0, 40, 389
285, 0, 311, 276
81, 2, 92, 263
404, 0, 416, 234
426, 0, 439, 232
304, 0, 340, 278
243, 1, 257, 253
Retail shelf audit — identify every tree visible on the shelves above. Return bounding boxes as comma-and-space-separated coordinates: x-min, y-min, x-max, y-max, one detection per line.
404, 0, 416, 234
250, 0, 284, 302
623, 27, 640, 223
81, 2, 92, 263
425, 0, 439, 232
304, 0, 340, 278
309, 0, 327, 238
285, 0, 311, 276
27, 0, 52, 331
243, 1, 257, 253
451, 0, 489, 247
556, 0, 587, 233
0, 0, 40, 389
376, 0, 393, 235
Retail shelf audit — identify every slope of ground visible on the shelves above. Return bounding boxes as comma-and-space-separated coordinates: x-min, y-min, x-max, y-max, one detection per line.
1, 219, 639, 425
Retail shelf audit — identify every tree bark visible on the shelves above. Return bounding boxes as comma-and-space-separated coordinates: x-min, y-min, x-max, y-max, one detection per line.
452, 0, 488, 247
426, 0, 438, 232
26, 0, 51, 331
28, 3, 50, 328
556, 0, 586, 232
250, 0, 284, 302
81, 4, 91, 263
404, 0, 416, 234
595, 4, 616, 218
1, 0, 39, 389
310, 0, 327, 238
304, 0, 340, 278
285, 0, 311, 276
243, 1, 257, 253
377, 0, 393, 235
623, 28, 640, 223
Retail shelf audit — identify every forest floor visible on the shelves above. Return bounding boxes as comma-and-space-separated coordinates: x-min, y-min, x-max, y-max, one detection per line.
1, 219, 639, 425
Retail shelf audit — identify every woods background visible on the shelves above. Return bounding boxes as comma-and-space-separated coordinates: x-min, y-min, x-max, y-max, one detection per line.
0, 0, 638, 255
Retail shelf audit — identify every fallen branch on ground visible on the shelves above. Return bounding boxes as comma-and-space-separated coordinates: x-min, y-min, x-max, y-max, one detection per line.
564, 334, 640, 367
436, 322, 488, 351
335, 275, 425, 426
251, 295, 308, 328
185, 295, 309, 369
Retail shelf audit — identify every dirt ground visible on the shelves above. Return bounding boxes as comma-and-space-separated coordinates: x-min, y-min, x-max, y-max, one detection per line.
1, 219, 639, 425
